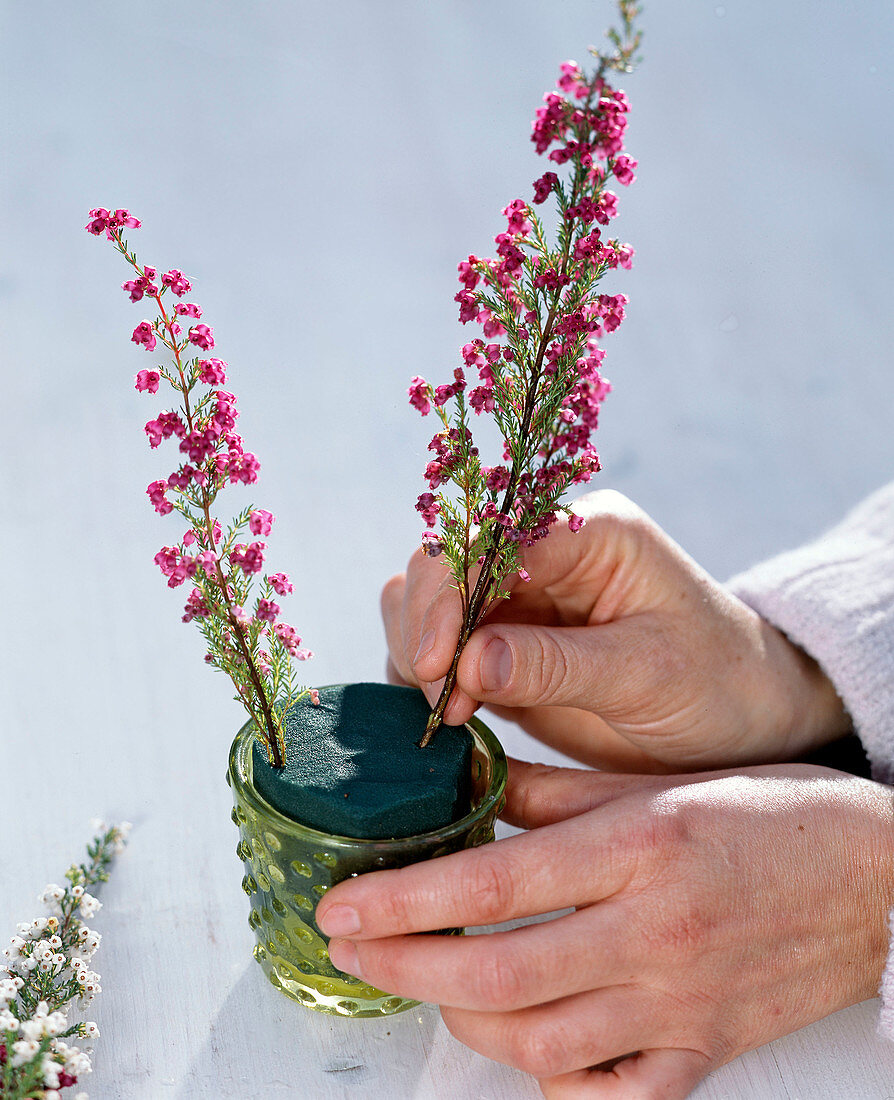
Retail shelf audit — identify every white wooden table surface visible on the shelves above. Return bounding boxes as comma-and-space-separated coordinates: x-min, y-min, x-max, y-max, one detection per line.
3, 1, 894, 1097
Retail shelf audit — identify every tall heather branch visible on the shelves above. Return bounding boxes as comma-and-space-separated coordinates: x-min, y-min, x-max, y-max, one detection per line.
409, 2, 642, 746
86, 212, 315, 766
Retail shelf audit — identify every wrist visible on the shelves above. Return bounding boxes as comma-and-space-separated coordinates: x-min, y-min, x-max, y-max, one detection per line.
750, 611, 852, 762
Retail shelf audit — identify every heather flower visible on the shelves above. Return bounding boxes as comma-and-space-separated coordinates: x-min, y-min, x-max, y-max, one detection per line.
88, 214, 314, 767
135, 369, 160, 393
131, 321, 156, 352
268, 572, 293, 596
0, 823, 128, 1100
188, 323, 214, 350
409, 2, 641, 744
198, 358, 227, 385
248, 509, 274, 536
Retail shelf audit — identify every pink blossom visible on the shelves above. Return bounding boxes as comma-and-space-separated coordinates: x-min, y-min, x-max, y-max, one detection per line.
415, 492, 440, 526
310, 689, 321, 706
421, 531, 444, 557
532, 171, 559, 204
268, 572, 293, 596
228, 450, 260, 485
194, 549, 218, 574
85, 207, 140, 237
454, 289, 480, 324
612, 154, 637, 186
502, 199, 532, 236
595, 191, 619, 225
468, 385, 495, 414
188, 324, 214, 350
198, 358, 227, 385
231, 541, 266, 574
180, 428, 216, 464
568, 513, 585, 533
174, 302, 202, 318
273, 621, 303, 656
484, 466, 510, 493
256, 597, 281, 623
154, 546, 180, 576
249, 509, 274, 536
457, 255, 480, 291
147, 479, 173, 515
616, 242, 634, 269
408, 376, 431, 416
162, 269, 192, 296
122, 274, 158, 302
182, 589, 211, 623
433, 384, 455, 407
131, 321, 157, 352
135, 369, 160, 394
518, 568, 531, 582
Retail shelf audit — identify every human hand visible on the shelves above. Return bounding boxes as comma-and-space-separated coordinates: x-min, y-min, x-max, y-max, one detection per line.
318, 758, 894, 1098
382, 489, 849, 771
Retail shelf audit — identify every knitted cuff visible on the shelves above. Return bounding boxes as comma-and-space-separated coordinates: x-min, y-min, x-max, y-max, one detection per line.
727, 481, 894, 785
881, 908, 894, 1041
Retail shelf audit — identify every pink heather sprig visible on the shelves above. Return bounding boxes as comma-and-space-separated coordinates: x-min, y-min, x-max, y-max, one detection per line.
86, 211, 312, 768
410, 2, 642, 745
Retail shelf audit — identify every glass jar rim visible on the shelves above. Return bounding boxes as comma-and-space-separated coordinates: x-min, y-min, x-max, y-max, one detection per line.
228, 693, 507, 851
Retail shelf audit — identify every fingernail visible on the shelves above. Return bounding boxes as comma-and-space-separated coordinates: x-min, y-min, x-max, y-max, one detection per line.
328, 939, 361, 977
414, 629, 436, 667
318, 904, 361, 937
480, 638, 512, 692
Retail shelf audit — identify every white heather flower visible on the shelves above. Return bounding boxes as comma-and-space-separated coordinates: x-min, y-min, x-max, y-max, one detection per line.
11, 1037, 41, 1066
45, 1092, 62, 1100
15, 922, 32, 937
71, 885, 84, 898
48, 934, 62, 949
79, 893, 101, 919
39, 885, 65, 905
0, 976, 19, 1003
0, 1008, 18, 1029
30, 917, 50, 935
42, 1051, 62, 1088
83, 1020, 100, 1038
89, 817, 107, 833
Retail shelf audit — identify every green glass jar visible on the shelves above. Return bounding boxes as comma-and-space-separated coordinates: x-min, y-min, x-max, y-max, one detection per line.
227, 707, 507, 1018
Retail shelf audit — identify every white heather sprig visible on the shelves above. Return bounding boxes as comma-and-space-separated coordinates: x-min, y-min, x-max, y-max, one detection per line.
411, 1, 642, 744
0, 822, 129, 1100
85, 212, 317, 767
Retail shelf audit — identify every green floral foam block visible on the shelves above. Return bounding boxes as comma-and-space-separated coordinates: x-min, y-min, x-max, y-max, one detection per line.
251, 683, 473, 839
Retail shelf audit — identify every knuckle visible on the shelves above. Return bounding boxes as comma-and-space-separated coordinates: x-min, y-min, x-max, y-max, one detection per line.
463, 852, 518, 926
471, 947, 528, 1010
530, 633, 568, 704
506, 1020, 565, 1078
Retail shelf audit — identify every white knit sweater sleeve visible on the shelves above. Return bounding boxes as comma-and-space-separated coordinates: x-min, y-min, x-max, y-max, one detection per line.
726, 480, 894, 1041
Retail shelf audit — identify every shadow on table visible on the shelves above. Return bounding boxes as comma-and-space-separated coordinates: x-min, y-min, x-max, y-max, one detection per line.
176, 961, 442, 1099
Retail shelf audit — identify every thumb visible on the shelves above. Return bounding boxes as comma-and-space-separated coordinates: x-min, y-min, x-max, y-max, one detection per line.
457, 616, 661, 718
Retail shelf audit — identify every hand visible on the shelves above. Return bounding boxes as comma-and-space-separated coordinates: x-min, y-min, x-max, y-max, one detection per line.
382, 489, 849, 771
318, 758, 894, 1098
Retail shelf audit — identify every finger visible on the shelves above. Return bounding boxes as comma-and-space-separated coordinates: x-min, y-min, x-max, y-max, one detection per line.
326, 903, 640, 1012
381, 573, 417, 686
502, 758, 675, 829
408, 564, 464, 683
317, 806, 640, 939
385, 656, 410, 687
486, 704, 676, 773
441, 985, 673, 1081
539, 1048, 712, 1099
456, 616, 666, 718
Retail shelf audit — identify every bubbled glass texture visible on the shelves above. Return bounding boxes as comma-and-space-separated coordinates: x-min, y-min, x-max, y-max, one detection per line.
227, 714, 507, 1018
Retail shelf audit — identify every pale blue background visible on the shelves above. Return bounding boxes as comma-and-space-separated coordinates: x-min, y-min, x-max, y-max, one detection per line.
2, 3, 894, 1097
